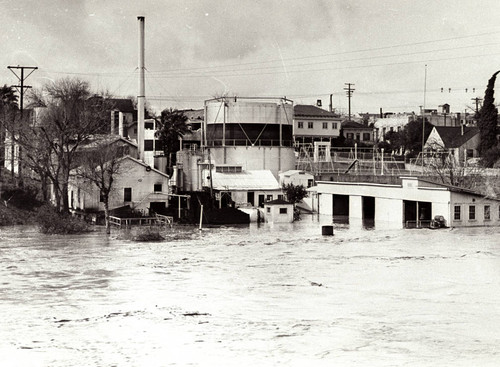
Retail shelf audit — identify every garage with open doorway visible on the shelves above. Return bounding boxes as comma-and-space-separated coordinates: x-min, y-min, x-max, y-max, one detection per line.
403, 200, 432, 228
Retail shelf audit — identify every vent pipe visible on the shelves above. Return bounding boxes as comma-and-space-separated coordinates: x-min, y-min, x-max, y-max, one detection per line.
137, 16, 145, 162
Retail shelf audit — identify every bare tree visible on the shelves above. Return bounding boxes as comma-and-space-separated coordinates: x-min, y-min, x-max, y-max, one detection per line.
20, 78, 112, 212
74, 143, 125, 234
424, 143, 484, 190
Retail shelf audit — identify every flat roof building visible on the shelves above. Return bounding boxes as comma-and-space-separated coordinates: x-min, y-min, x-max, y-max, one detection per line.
313, 177, 500, 229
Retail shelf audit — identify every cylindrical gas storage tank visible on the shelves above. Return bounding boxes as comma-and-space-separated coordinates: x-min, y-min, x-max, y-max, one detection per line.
203, 97, 296, 177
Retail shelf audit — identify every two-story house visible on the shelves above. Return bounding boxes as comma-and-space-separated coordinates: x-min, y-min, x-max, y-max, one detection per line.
293, 105, 342, 145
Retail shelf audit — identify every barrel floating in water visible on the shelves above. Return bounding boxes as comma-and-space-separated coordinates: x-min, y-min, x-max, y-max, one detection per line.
322, 225, 334, 236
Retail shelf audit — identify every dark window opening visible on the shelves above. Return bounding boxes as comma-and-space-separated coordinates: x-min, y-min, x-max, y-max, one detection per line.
124, 187, 132, 202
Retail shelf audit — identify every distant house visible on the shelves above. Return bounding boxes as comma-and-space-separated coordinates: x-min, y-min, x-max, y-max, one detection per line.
279, 170, 314, 188
68, 155, 170, 215
293, 105, 342, 145
424, 126, 480, 163
373, 113, 415, 141
109, 98, 136, 138
342, 120, 376, 144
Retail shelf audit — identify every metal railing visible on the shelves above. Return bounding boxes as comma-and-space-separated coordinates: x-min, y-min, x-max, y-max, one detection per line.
404, 220, 432, 229
109, 215, 173, 228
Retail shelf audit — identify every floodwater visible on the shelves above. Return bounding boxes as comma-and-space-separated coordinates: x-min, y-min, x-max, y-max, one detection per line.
1, 216, 499, 367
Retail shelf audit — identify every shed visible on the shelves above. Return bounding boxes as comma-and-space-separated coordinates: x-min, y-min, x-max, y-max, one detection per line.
264, 199, 294, 223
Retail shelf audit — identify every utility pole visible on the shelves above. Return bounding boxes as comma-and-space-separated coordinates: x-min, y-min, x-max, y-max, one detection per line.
8, 66, 38, 116
7, 65, 38, 184
344, 83, 355, 121
471, 97, 482, 115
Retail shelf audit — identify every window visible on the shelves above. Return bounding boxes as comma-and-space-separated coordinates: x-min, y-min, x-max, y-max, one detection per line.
279, 208, 288, 214
266, 207, 271, 213
356, 133, 361, 141
308, 122, 313, 129
454, 205, 461, 220
322, 122, 328, 129
484, 205, 490, 220
124, 187, 132, 202
266, 195, 273, 201
155, 140, 164, 151
466, 149, 474, 158
154, 184, 162, 192
332, 122, 338, 129
346, 133, 354, 140
298, 121, 304, 129
144, 140, 154, 151
278, 194, 284, 200
145, 122, 154, 130
363, 133, 371, 141
469, 205, 475, 220
307, 179, 314, 188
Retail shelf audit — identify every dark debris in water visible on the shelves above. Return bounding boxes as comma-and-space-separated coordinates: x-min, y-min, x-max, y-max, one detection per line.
182, 312, 211, 317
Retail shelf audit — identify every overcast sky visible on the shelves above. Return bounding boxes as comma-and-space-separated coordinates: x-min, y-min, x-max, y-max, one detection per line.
1, 0, 500, 115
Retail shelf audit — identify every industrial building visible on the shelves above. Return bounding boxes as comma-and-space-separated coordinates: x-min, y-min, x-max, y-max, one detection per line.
313, 177, 500, 229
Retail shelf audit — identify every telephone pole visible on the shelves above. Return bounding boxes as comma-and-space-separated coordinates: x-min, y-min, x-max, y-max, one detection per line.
344, 83, 355, 121
7, 65, 38, 184
8, 66, 38, 116
471, 97, 482, 114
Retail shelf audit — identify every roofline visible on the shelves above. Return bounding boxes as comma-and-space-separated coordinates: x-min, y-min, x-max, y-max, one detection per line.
119, 155, 170, 178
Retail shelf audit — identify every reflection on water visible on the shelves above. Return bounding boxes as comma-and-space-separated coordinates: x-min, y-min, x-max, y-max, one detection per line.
1, 218, 499, 366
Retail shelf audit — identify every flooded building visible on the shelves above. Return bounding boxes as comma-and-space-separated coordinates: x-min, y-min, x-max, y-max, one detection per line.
313, 177, 500, 229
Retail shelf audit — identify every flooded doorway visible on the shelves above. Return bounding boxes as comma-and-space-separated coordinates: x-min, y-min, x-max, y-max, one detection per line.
332, 194, 349, 222
362, 196, 375, 228
403, 200, 432, 228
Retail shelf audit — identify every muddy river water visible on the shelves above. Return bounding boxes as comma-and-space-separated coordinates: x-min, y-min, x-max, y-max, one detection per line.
1, 216, 499, 366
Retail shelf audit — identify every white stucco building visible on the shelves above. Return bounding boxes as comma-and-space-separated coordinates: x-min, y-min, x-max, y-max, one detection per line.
313, 177, 500, 229
69, 155, 170, 215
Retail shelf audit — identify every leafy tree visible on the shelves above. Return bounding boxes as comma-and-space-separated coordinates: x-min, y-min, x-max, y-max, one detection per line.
155, 108, 189, 173
477, 70, 500, 166
282, 183, 308, 204
398, 117, 433, 157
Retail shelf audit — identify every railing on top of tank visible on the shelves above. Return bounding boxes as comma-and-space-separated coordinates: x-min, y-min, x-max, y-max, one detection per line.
204, 139, 294, 147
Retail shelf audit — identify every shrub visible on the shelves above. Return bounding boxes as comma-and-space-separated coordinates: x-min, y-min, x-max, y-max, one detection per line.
1, 184, 42, 210
132, 227, 164, 241
35, 205, 90, 234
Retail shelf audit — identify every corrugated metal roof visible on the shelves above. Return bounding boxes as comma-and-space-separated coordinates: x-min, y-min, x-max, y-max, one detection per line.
210, 170, 280, 190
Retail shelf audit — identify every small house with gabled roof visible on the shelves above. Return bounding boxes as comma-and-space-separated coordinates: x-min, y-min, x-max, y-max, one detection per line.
424, 126, 480, 163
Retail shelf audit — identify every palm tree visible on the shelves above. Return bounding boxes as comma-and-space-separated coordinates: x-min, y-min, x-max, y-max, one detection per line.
155, 108, 189, 174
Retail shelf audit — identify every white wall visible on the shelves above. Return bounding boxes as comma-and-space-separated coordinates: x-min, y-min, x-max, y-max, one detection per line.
210, 146, 295, 179
265, 204, 294, 223
70, 157, 169, 213
349, 195, 362, 219
318, 193, 333, 215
